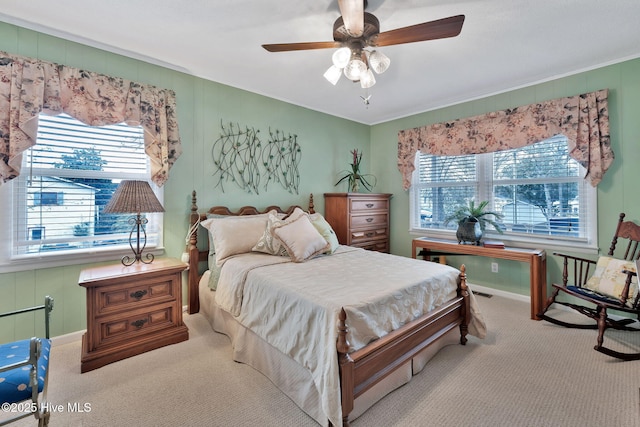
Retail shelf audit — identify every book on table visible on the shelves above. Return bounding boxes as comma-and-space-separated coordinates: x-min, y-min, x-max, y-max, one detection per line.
482, 240, 505, 248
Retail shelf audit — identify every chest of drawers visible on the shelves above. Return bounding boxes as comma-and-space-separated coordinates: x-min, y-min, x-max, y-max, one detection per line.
323, 193, 392, 252
78, 258, 188, 372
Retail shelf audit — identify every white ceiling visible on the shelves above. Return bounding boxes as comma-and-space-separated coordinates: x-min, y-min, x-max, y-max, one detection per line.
1, 0, 640, 125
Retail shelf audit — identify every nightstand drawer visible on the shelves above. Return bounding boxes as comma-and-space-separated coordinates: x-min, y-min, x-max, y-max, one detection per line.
350, 198, 389, 212
96, 304, 176, 349
350, 213, 388, 229
96, 279, 176, 316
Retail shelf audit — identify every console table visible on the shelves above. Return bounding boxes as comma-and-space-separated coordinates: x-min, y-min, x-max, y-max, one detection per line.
412, 237, 547, 320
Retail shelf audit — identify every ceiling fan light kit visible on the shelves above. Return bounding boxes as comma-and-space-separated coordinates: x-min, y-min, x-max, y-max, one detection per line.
325, 46, 387, 88
262, 1, 464, 92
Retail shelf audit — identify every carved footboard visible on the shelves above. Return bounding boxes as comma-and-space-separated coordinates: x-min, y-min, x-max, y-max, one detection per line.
337, 266, 470, 426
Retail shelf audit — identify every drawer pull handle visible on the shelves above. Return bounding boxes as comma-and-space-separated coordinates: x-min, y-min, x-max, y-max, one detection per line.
366, 203, 374, 208
366, 217, 374, 222
131, 318, 148, 329
365, 232, 374, 237
130, 290, 148, 300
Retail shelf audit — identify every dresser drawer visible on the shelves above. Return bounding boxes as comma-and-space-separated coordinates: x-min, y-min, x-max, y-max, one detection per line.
350, 227, 388, 244
95, 304, 176, 349
96, 279, 176, 316
350, 198, 389, 212
350, 213, 388, 229
352, 240, 389, 252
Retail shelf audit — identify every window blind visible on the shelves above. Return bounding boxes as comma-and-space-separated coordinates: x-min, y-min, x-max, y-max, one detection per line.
12, 114, 161, 257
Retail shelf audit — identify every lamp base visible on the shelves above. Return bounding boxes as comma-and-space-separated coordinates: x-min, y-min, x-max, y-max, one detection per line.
122, 214, 155, 266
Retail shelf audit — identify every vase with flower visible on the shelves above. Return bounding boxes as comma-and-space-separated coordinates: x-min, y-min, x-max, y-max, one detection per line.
335, 149, 377, 192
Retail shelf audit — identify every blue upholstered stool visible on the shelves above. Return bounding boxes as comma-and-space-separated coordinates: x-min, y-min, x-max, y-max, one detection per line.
0, 296, 53, 427
0, 338, 51, 403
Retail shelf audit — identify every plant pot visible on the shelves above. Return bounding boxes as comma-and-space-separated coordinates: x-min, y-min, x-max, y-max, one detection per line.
456, 219, 483, 245
350, 176, 360, 192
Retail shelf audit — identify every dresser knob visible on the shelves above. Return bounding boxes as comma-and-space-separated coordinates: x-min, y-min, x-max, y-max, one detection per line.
366, 203, 374, 208
131, 318, 148, 329
366, 217, 374, 222
366, 232, 374, 237
130, 290, 148, 300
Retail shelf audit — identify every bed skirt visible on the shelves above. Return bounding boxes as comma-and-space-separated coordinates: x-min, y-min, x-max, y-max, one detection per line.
198, 271, 460, 425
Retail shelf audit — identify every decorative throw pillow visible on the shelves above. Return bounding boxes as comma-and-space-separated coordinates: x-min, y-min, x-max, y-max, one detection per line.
201, 211, 276, 266
272, 213, 330, 262
585, 256, 638, 307
308, 212, 339, 254
252, 210, 305, 256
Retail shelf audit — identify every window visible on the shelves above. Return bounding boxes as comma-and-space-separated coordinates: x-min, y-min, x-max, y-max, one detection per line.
8, 113, 163, 261
34, 191, 63, 206
410, 136, 597, 249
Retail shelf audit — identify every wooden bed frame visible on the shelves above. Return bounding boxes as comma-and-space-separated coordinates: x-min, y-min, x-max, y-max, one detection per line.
187, 190, 471, 426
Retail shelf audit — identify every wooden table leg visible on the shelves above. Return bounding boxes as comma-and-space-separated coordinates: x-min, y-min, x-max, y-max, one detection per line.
530, 254, 545, 320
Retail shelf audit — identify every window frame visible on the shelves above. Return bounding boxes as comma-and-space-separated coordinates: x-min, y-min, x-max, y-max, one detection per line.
0, 115, 165, 273
409, 139, 598, 254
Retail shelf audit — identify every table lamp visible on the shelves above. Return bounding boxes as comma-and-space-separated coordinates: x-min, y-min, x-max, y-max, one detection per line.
103, 180, 164, 266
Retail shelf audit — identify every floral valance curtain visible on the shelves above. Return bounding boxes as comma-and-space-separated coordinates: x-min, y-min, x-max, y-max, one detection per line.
0, 51, 182, 186
397, 89, 613, 190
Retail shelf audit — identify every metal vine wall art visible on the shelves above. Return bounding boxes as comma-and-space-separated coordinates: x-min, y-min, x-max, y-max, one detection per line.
211, 121, 301, 194
263, 128, 301, 194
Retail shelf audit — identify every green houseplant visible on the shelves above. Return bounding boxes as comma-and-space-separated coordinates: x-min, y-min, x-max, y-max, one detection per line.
443, 200, 504, 245
335, 149, 377, 192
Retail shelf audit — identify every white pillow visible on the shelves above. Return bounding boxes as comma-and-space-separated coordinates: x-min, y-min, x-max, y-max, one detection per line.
308, 212, 339, 254
201, 211, 275, 266
273, 212, 329, 262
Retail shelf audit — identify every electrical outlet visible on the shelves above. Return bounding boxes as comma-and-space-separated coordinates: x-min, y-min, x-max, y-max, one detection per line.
491, 262, 499, 273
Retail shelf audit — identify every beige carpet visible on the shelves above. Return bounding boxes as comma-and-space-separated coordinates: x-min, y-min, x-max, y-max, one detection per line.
3, 294, 640, 427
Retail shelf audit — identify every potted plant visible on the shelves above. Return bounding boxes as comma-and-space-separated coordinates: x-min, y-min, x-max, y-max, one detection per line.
335, 148, 377, 192
443, 200, 504, 245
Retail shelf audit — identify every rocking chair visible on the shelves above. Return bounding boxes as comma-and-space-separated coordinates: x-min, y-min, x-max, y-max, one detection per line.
0, 296, 54, 426
538, 213, 640, 360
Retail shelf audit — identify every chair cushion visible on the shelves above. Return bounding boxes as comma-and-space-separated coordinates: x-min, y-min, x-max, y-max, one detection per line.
584, 256, 638, 307
0, 338, 51, 404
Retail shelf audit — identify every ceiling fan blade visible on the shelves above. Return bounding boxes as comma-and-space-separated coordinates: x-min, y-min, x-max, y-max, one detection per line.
262, 41, 341, 52
373, 14, 465, 47
338, 0, 364, 37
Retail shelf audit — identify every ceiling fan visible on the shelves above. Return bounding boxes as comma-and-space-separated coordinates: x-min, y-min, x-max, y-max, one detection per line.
262, 0, 465, 88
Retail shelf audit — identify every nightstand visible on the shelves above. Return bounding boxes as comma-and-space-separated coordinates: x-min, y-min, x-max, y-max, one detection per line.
79, 257, 189, 373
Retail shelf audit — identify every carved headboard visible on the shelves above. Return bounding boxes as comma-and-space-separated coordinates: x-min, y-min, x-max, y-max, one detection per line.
186, 191, 315, 313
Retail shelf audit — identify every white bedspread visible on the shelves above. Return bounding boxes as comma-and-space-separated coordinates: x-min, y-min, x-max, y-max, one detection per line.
215, 245, 484, 426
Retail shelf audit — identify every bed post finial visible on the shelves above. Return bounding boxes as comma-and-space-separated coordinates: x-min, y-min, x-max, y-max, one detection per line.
308, 193, 315, 214
337, 308, 350, 354
188, 190, 200, 314
458, 264, 470, 345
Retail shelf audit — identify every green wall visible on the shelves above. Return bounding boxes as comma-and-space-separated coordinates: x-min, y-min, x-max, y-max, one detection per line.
2, 20, 639, 342
0, 23, 369, 342
371, 59, 640, 296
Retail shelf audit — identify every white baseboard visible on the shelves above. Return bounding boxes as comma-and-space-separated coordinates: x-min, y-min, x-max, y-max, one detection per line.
468, 283, 531, 304
51, 330, 84, 346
